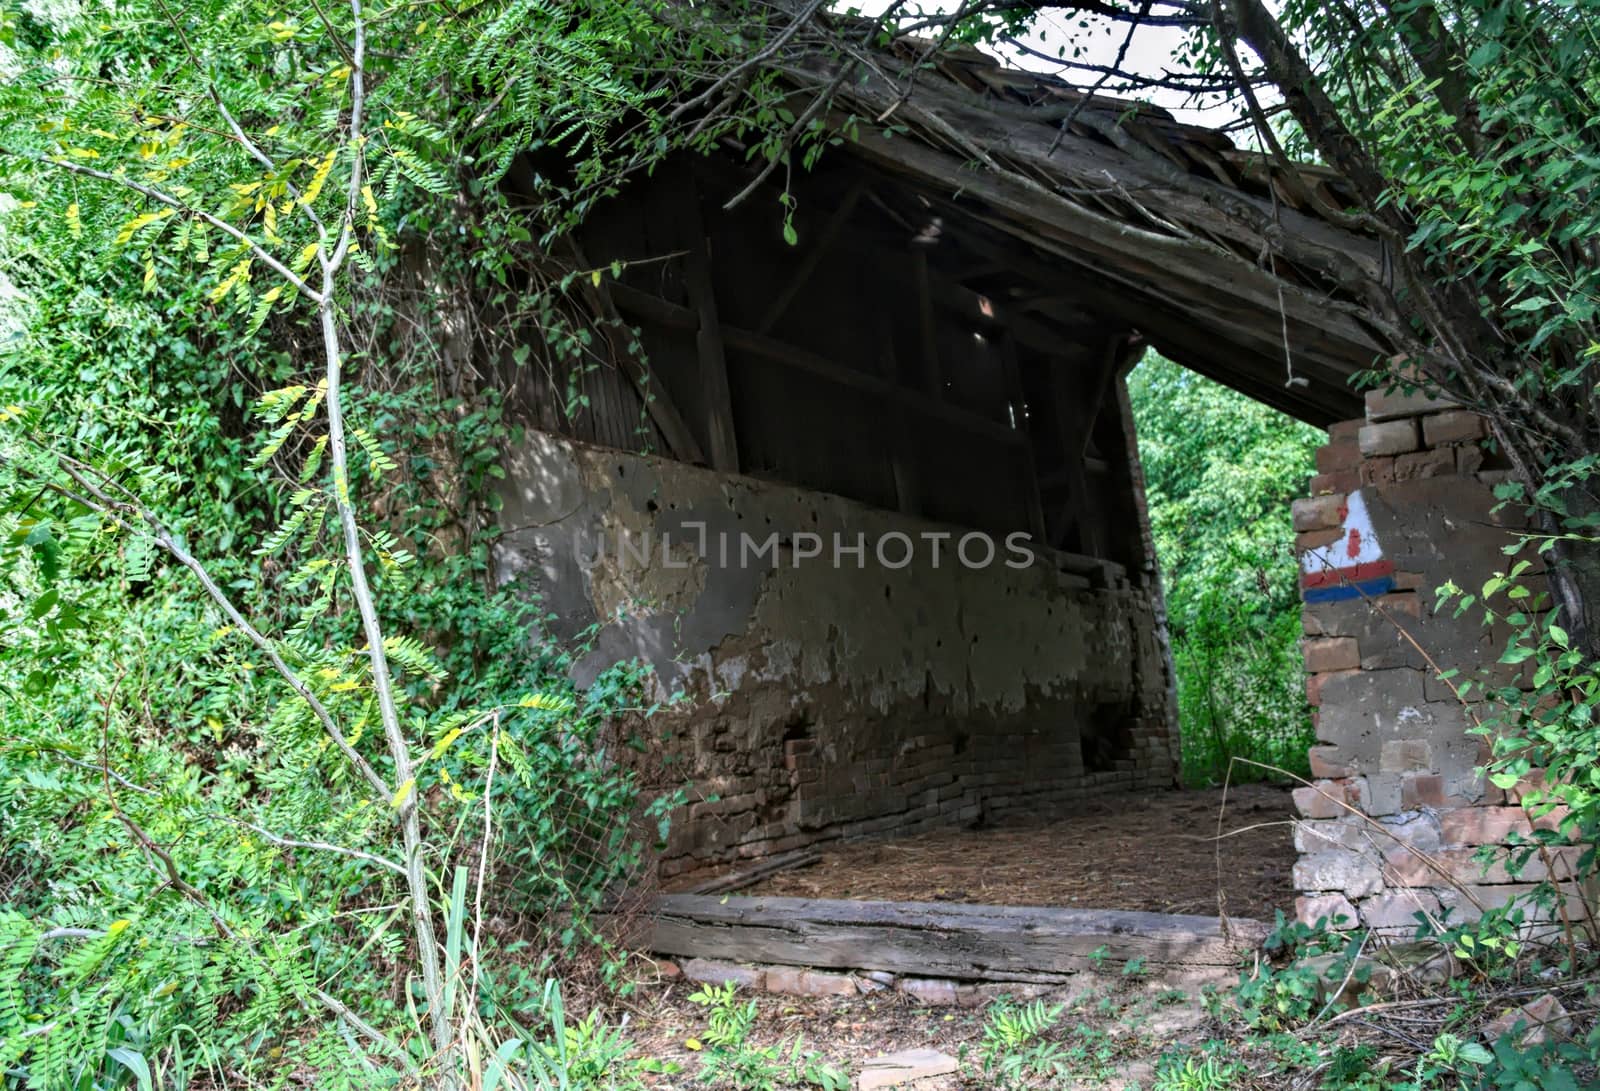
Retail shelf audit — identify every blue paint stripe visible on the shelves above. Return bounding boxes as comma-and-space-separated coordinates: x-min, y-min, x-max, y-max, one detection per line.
1302, 576, 1395, 604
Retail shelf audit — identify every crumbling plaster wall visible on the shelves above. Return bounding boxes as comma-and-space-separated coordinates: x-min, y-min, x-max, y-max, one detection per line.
1293, 389, 1588, 932
495, 430, 1177, 876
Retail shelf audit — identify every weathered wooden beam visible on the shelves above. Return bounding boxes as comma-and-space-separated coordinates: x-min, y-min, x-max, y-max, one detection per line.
646, 895, 1267, 980
997, 328, 1047, 542
721, 326, 1024, 448
678, 169, 741, 473
876, 311, 920, 516
608, 281, 701, 331
936, 220, 1358, 425
1081, 336, 1137, 458
596, 285, 1024, 446
835, 232, 1097, 360
1043, 338, 1126, 555
911, 248, 943, 397
840, 132, 1372, 413
757, 181, 866, 335
566, 239, 707, 466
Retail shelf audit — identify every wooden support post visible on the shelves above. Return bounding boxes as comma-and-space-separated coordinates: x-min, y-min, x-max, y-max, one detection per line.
757, 181, 865, 336
998, 328, 1048, 543
1047, 337, 1127, 554
877, 311, 919, 515
912, 248, 943, 398
677, 168, 741, 473
1077, 337, 1127, 460
565, 238, 707, 466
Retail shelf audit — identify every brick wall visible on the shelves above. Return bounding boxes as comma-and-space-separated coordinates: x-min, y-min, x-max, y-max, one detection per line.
496, 428, 1179, 881
1292, 388, 1590, 933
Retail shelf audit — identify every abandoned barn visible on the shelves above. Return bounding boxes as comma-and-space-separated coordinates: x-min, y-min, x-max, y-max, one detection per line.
488, 41, 1586, 978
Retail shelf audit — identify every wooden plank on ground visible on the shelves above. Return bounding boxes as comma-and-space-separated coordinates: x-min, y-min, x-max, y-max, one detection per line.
646, 895, 1267, 981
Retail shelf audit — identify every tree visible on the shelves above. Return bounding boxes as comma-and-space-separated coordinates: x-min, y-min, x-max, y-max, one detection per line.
1129, 353, 1323, 782
0, 0, 687, 1084
729, 0, 1599, 649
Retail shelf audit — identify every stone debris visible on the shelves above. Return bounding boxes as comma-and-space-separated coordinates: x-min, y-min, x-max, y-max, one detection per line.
764, 966, 857, 997
856, 1048, 960, 1090
1480, 994, 1572, 1047
680, 957, 765, 990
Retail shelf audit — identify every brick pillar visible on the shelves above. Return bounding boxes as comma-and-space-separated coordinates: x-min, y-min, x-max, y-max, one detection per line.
1292, 387, 1588, 933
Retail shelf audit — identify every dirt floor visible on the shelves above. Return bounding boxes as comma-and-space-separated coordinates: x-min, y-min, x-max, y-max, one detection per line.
619, 966, 1217, 1089
736, 784, 1296, 922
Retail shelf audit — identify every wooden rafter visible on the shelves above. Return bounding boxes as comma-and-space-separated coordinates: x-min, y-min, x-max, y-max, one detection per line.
757, 180, 867, 335
565, 238, 707, 466
607, 285, 1024, 448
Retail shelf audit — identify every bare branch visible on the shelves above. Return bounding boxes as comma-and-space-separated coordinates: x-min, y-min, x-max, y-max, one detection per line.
34, 458, 391, 800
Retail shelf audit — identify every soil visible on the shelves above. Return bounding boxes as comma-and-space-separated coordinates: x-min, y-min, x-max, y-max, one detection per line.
618, 968, 1217, 1090
734, 784, 1297, 922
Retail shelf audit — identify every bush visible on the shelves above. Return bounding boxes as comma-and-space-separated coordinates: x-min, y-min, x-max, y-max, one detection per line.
1128, 354, 1322, 785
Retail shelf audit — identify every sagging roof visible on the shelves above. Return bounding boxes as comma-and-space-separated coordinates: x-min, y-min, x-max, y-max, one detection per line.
768, 33, 1388, 424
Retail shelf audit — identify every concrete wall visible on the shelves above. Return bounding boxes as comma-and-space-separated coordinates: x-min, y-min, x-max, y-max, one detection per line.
1292, 390, 1588, 932
496, 430, 1178, 878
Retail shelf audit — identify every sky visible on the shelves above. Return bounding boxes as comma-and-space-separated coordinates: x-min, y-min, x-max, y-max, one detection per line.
848, 1, 1254, 130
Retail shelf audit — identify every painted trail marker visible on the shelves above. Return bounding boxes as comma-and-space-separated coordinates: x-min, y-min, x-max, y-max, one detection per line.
1300, 490, 1394, 604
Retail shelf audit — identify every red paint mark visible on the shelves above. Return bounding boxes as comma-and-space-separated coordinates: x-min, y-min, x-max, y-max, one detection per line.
1301, 560, 1395, 589
1346, 527, 1362, 559
1337, 502, 1349, 522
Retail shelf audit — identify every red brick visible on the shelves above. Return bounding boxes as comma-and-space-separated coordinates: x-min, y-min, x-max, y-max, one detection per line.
1360, 419, 1420, 456
1365, 386, 1458, 422
1302, 637, 1360, 673
683, 959, 766, 990
766, 967, 856, 997
1327, 419, 1364, 443
1308, 746, 1350, 778
1389, 845, 1579, 887
1394, 448, 1455, 481
1440, 806, 1525, 845
898, 978, 960, 1006
1401, 773, 1446, 809
1306, 668, 1360, 707
1505, 769, 1548, 804
1293, 495, 1347, 532
1393, 571, 1425, 590
1361, 457, 1397, 486
1374, 592, 1421, 619
1379, 738, 1432, 773
1294, 781, 1354, 819
1360, 890, 1442, 930
1308, 470, 1358, 495
1382, 847, 1439, 888
1297, 528, 1342, 551
1421, 410, 1486, 447
1317, 442, 1362, 473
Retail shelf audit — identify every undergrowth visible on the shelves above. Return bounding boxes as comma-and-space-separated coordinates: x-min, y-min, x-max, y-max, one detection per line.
1128, 353, 1322, 786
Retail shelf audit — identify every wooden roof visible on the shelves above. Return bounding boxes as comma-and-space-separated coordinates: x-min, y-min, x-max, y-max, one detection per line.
772, 37, 1386, 424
